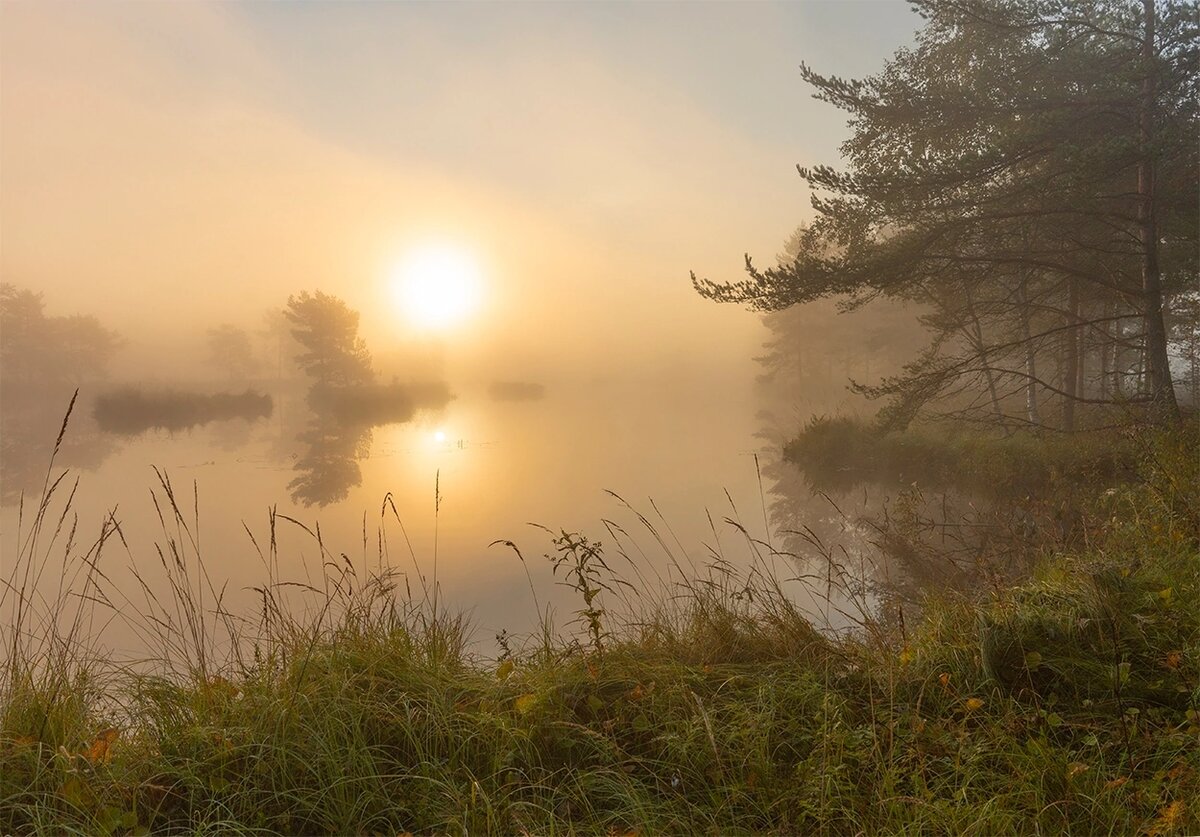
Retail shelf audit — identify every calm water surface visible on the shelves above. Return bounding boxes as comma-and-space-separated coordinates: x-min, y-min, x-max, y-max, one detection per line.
3, 381, 831, 657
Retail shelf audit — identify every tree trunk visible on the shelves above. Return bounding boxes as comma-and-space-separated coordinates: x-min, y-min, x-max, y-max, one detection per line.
963, 286, 1004, 421
1190, 336, 1199, 408
1017, 275, 1041, 426
1099, 302, 1111, 401
1114, 319, 1127, 398
1062, 279, 1079, 432
1138, 0, 1179, 417
1076, 310, 1087, 402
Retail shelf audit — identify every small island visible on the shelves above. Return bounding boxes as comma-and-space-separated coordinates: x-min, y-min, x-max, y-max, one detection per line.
487, 380, 546, 402
93, 389, 273, 435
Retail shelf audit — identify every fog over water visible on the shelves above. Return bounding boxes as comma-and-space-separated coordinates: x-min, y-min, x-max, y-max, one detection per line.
1, 2, 920, 655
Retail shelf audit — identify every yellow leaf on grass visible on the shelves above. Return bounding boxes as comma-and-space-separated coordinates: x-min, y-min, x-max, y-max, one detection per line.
1167, 762, 1190, 781
60, 776, 88, 807
496, 659, 515, 681
1165, 650, 1182, 670
514, 693, 539, 715
964, 697, 985, 712
1145, 800, 1186, 837
204, 676, 239, 701
84, 728, 118, 765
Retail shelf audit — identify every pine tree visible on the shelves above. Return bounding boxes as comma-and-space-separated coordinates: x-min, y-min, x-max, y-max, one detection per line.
695, 0, 1197, 427
283, 291, 374, 388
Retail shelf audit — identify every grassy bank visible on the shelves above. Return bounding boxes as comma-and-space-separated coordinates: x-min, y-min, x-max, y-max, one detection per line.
2, 425, 1197, 835
783, 415, 1143, 498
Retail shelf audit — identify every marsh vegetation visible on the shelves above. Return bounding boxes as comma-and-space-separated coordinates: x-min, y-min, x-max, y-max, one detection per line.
93, 390, 274, 436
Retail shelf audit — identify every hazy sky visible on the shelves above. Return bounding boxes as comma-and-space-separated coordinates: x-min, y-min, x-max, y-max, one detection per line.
1, 1, 917, 382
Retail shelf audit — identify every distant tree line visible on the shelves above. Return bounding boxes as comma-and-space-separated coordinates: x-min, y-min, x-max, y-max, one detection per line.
754, 226, 929, 419
695, 0, 1198, 430
206, 324, 259, 382
0, 284, 123, 388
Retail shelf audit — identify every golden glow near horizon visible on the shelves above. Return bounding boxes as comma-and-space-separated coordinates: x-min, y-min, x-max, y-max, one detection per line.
2, 2, 915, 378
391, 244, 483, 332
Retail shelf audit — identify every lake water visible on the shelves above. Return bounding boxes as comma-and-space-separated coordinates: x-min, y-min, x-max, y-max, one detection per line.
2, 380, 843, 658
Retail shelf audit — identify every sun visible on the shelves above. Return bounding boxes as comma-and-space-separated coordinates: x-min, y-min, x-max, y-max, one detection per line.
392, 244, 482, 331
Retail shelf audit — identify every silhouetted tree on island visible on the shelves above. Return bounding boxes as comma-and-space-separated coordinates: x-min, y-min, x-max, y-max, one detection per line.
283, 291, 374, 388
280, 291, 377, 506
694, 0, 1198, 429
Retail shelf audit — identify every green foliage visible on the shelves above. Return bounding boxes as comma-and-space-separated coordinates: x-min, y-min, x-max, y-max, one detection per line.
785, 415, 1139, 498
545, 530, 621, 656
695, 0, 1199, 423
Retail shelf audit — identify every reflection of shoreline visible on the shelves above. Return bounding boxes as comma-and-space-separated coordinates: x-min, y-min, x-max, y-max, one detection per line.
288, 381, 454, 507
759, 412, 1053, 626
94, 388, 272, 435
487, 380, 546, 402
0, 388, 119, 506
287, 414, 371, 507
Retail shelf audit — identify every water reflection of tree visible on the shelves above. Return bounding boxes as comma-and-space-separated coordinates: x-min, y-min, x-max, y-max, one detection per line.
761, 415, 1041, 628
756, 435, 884, 627
284, 388, 452, 508
753, 348, 983, 624
206, 414, 261, 453
0, 285, 127, 504
278, 290, 453, 507
0, 389, 119, 507
287, 414, 373, 507
748, 244, 945, 622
